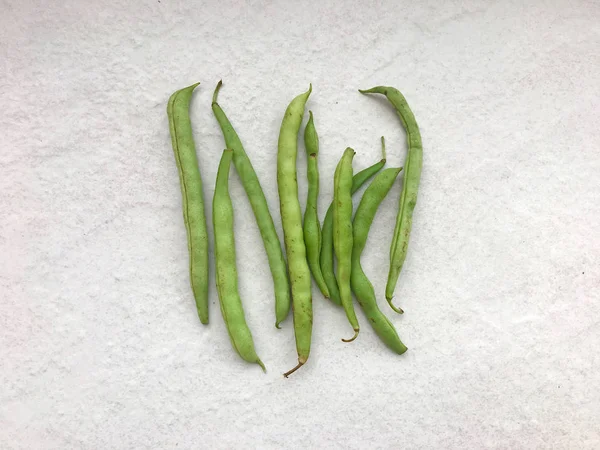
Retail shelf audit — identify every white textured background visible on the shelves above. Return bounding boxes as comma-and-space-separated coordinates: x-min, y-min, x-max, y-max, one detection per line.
2, 0, 599, 448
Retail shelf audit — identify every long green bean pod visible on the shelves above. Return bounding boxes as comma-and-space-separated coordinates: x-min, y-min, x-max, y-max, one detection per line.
333, 147, 360, 342
167, 83, 209, 324
320, 137, 387, 306
213, 149, 265, 371
278, 86, 313, 377
351, 167, 407, 354
212, 81, 290, 328
303, 111, 330, 298
359, 86, 422, 312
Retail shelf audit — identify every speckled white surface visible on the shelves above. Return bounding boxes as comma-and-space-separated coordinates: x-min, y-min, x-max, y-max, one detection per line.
2, 0, 600, 448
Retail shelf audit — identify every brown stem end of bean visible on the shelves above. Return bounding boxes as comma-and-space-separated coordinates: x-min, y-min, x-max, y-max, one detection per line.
212, 79, 223, 105
386, 297, 405, 314
283, 361, 304, 378
341, 328, 360, 343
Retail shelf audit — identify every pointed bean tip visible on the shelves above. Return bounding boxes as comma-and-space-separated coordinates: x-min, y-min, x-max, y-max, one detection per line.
212, 80, 223, 104
257, 359, 266, 372
387, 297, 404, 314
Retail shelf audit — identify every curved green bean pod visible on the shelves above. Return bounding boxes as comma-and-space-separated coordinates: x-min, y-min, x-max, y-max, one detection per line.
359, 86, 422, 312
212, 81, 291, 328
320, 137, 387, 306
278, 86, 313, 377
333, 147, 360, 342
351, 167, 407, 354
167, 83, 209, 325
303, 111, 330, 298
213, 149, 265, 371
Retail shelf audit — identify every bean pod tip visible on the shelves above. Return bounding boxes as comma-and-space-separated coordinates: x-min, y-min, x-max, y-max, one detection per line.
341, 329, 360, 343
212, 80, 224, 104
386, 297, 405, 314
283, 361, 304, 378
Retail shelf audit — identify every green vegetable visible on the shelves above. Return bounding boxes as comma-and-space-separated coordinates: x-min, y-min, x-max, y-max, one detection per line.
167, 83, 209, 324
360, 87, 422, 312
213, 149, 265, 371
302, 111, 330, 298
351, 167, 407, 354
333, 148, 360, 342
278, 86, 313, 377
320, 138, 387, 306
212, 81, 290, 328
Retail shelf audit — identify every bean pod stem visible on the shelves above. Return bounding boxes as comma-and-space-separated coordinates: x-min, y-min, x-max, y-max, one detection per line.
167, 83, 209, 324
212, 81, 291, 328
359, 86, 422, 312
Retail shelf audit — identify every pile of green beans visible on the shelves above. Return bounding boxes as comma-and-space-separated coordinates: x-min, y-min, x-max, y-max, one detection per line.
166, 82, 422, 376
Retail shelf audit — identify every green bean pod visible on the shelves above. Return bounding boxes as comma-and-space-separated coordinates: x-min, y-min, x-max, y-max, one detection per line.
212, 81, 291, 328
302, 111, 330, 298
320, 137, 387, 306
213, 149, 265, 371
351, 167, 407, 354
333, 147, 360, 342
278, 86, 313, 377
167, 83, 209, 324
359, 86, 422, 312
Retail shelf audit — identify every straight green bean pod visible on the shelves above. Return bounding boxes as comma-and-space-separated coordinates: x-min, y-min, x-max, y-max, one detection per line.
359, 86, 422, 312
333, 147, 360, 342
212, 81, 291, 328
213, 149, 265, 371
278, 86, 313, 377
303, 111, 330, 298
167, 83, 209, 325
320, 137, 387, 306
351, 167, 407, 354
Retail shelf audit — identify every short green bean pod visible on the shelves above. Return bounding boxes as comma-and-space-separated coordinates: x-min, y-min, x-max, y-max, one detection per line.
303, 111, 330, 298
